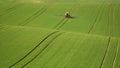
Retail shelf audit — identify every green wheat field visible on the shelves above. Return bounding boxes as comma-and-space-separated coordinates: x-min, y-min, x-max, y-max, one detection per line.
0, 0, 120, 68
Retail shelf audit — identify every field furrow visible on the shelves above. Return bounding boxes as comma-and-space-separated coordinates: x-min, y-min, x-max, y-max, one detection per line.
9, 31, 59, 68
19, 6, 47, 26
56, 19, 69, 30
112, 40, 119, 68
114, 40, 120, 68
100, 37, 111, 68
21, 32, 63, 67
54, 18, 66, 29
0, 4, 20, 16
88, 4, 104, 34
0, 1, 120, 68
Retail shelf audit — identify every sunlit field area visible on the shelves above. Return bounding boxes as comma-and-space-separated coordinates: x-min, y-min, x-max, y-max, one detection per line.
0, 0, 120, 68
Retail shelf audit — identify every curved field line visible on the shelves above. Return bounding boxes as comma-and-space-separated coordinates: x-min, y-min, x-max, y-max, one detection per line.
0, 25, 9, 31
0, 4, 20, 16
0, 24, 4, 30
0, 25, 5, 31
54, 5, 74, 30
9, 31, 59, 68
0, 6, 15, 15
0, 7, 15, 16
108, 3, 113, 36
22, 8, 47, 26
111, 5, 116, 37
56, 19, 69, 30
100, 37, 111, 68
88, 4, 104, 34
0, 3, 17, 11
55, 4, 80, 31
0, 24, 10, 31
54, 18, 66, 28
21, 32, 64, 68
100, 4, 112, 68
97, 6, 105, 23
112, 40, 119, 68
88, 7, 100, 33
112, 6, 118, 68
18, 6, 47, 26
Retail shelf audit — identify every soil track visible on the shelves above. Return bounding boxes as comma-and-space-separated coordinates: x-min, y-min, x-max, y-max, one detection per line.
0, 4, 20, 16
54, 18, 69, 30
100, 37, 111, 68
100, 4, 112, 68
88, 4, 104, 34
0, 25, 4, 30
54, 18, 65, 28
56, 19, 69, 30
19, 6, 47, 26
21, 32, 64, 67
111, 5, 118, 68
112, 40, 119, 68
111, 4, 116, 37
9, 31, 59, 68
54, 4, 75, 30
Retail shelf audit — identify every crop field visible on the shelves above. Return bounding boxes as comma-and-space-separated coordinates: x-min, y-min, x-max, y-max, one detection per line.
0, 0, 120, 68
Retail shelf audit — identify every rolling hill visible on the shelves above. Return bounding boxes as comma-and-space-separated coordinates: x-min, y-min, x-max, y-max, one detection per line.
0, 0, 120, 68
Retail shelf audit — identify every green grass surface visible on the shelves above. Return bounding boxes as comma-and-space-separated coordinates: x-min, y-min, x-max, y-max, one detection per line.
0, 0, 120, 68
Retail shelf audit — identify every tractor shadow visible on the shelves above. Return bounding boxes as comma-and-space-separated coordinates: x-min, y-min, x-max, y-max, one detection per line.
54, 14, 76, 19
65, 16, 75, 19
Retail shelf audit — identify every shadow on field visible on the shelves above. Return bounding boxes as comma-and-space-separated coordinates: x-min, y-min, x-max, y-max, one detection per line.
55, 15, 76, 19
66, 16, 75, 19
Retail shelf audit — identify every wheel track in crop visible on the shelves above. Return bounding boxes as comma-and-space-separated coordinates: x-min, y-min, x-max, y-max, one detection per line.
111, 4, 118, 68
88, 4, 104, 34
9, 31, 59, 68
56, 18, 68, 30
0, 6, 15, 16
0, 4, 20, 16
0, 24, 4, 30
54, 4, 75, 30
100, 4, 112, 68
100, 37, 111, 68
107, 3, 115, 36
40, 35, 73, 68
0, 25, 6, 31
54, 18, 66, 28
112, 40, 119, 68
21, 32, 64, 68
19, 6, 47, 26
0, 24, 12, 31
0, 2, 17, 11
111, 4, 116, 37
57, 19, 69, 30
